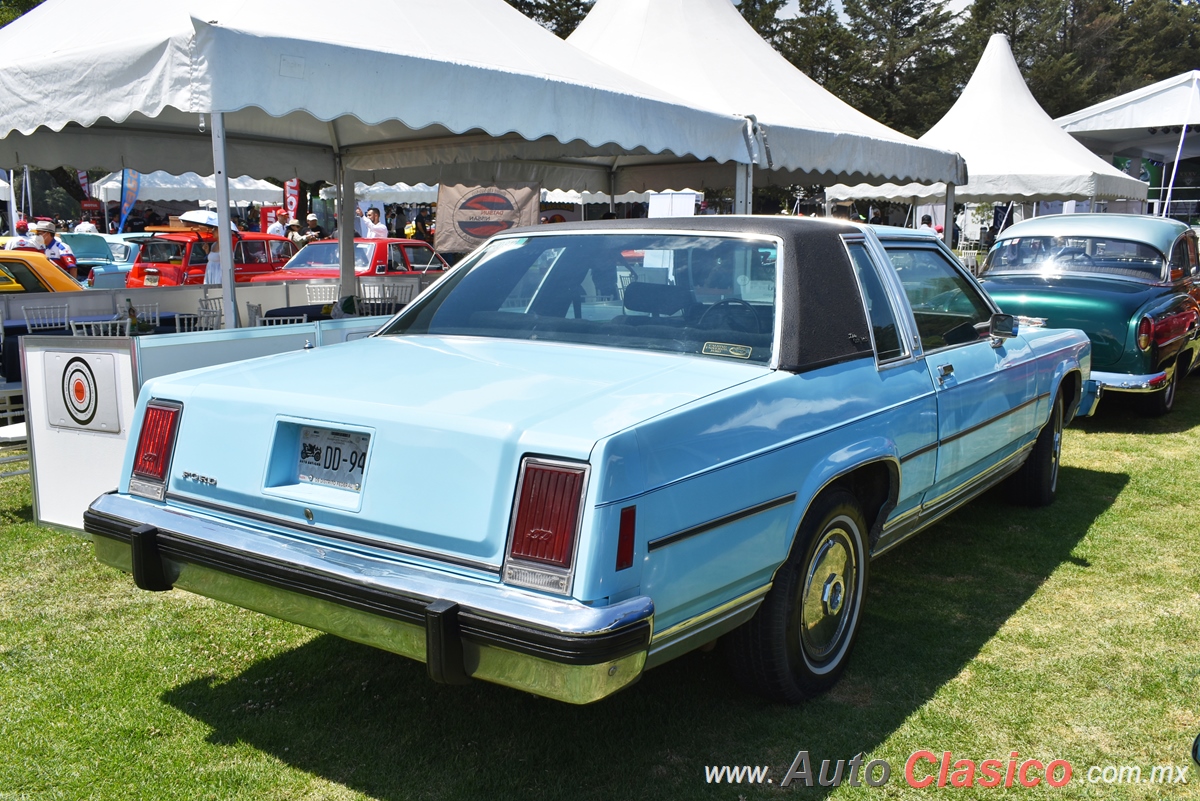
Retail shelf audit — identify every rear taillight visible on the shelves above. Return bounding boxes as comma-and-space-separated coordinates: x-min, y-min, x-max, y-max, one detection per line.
86, 269, 95, 286
1137, 316, 1154, 350
503, 457, 589, 594
129, 401, 182, 500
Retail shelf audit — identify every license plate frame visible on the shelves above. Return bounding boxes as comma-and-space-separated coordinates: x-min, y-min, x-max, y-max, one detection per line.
297, 426, 370, 492
144, 274, 159, 287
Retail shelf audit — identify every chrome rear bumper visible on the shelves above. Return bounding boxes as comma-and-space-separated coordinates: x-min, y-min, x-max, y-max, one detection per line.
1090, 370, 1169, 394
84, 492, 653, 704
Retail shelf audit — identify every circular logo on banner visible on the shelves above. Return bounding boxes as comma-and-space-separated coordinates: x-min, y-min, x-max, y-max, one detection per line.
454, 190, 519, 240
61, 357, 98, 426
285, 195, 299, 215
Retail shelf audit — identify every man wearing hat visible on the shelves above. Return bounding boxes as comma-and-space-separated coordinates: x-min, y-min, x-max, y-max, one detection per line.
266, 212, 287, 237
30, 221, 77, 277
304, 213, 327, 240
286, 218, 311, 249
4, 219, 41, 251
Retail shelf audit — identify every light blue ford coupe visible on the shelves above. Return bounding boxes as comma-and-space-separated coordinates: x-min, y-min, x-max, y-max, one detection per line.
85, 217, 1098, 704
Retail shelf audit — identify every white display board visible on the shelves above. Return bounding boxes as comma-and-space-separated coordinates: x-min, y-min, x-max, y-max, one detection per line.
647, 191, 699, 218
25, 317, 389, 532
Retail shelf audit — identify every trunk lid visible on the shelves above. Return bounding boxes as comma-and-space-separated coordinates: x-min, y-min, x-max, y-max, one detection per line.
145, 336, 767, 567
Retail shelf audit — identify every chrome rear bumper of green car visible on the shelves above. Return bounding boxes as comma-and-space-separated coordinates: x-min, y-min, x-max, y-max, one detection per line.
1090, 370, 1169, 394
84, 493, 653, 704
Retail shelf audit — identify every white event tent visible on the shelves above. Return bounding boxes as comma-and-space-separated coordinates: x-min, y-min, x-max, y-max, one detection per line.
568, 0, 967, 219
322, 181, 695, 208
828, 35, 1147, 216
93, 171, 283, 206
1056, 71, 1200, 212
0, 0, 751, 326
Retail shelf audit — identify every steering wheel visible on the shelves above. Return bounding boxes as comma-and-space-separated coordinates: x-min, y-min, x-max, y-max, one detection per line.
1053, 247, 1094, 266
697, 298, 761, 334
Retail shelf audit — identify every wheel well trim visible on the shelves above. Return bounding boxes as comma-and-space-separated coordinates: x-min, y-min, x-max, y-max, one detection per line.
776, 451, 901, 578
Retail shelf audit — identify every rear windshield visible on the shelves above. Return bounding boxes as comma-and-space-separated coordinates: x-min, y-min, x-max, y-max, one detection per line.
283, 242, 373, 269
138, 241, 186, 264
381, 233, 778, 364
981, 236, 1165, 281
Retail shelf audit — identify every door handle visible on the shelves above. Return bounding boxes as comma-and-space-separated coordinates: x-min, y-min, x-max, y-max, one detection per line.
937, 363, 954, 384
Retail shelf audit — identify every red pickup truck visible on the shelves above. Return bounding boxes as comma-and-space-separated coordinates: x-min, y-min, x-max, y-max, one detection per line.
124, 231, 297, 287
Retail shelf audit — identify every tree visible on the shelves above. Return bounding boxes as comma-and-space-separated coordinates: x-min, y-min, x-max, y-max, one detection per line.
0, 0, 44, 27
841, 0, 962, 135
505, 0, 594, 37
737, 0, 788, 45
776, 0, 861, 97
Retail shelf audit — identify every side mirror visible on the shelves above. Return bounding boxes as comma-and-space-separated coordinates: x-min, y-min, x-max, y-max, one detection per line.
989, 313, 1017, 339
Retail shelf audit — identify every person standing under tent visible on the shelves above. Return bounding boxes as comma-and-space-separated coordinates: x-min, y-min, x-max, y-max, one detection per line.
73, 215, 98, 234
267, 212, 287, 237
31, 221, 76, 277
362, 207, 387, 239
5, 219, 41, 250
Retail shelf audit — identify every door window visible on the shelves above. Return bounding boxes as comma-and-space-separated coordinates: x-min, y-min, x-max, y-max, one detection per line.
889, 247, 992, 351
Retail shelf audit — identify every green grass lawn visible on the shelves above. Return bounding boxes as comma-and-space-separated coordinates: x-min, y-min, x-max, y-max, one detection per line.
2, 384, 1199, 800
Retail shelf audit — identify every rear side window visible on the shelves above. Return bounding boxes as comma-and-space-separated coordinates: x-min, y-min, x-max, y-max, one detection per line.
0, 258, 48, 292
1169, 233, 1198, 279
188, 243, 209, 266
846, 242, 904, 362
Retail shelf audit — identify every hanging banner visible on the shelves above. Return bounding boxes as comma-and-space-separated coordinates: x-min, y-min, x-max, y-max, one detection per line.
284, 179, 301, 218
434, 183, 540, 253
76, 170, 89, 197
117, 170, 140, 233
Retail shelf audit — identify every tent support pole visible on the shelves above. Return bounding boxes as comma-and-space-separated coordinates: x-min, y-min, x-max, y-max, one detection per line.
5, 170, 14, 234
1161, 74, 1197, 217
608, 169, 617, 215
211, 112, 237, 329
943, 184, 955, 248
337, 156, 356, 294
734, 163, 752, 214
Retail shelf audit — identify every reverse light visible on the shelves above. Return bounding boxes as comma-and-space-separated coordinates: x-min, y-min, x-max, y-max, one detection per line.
129, 401, 182, 500
503, 457, 589, 594
1137, 316, 1154, 351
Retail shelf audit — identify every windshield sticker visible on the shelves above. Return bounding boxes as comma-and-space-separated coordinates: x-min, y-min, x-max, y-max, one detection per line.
703, 342, 752, 359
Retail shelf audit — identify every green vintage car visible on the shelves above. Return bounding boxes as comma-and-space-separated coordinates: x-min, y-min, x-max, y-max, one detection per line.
981, 214, 1200, 416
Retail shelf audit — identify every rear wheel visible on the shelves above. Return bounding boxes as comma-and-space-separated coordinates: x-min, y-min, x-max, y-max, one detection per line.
1139, 365, 1178, 417
724, 489, 868, 702
1009, 392, 1063, 507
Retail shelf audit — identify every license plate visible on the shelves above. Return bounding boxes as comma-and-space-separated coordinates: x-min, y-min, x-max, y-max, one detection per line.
144, 275, 159, 286
298, 427, 369, 491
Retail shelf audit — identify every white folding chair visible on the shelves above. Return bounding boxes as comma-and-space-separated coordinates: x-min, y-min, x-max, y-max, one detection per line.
357, 281, 408, 316
175, 310, 221, 332
197, 297, 223, 329
22, 304, 70, 332
256, 314, 309, 326
306, 283, 340, 304
133, 302, 160, 326
72, 318, 131, 337
245, 302, 263, 327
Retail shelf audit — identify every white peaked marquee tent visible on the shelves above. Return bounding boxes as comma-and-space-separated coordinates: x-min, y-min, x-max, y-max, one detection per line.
828, 34, 1147, 219
0, 0, 751, 326
568, 0, 967, 215
1056, 71, 1200, 212
94, 172, 283, 205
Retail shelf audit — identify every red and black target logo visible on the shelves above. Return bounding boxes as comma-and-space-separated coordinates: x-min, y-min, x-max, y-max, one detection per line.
61, 357, 98, 426
455, 191, 518, 239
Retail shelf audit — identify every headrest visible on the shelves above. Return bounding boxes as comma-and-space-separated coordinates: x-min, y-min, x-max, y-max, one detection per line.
622, 282, 689, 316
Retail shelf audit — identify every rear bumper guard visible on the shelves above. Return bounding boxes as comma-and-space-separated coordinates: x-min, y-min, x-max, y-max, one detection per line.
84, 493, 653, 704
